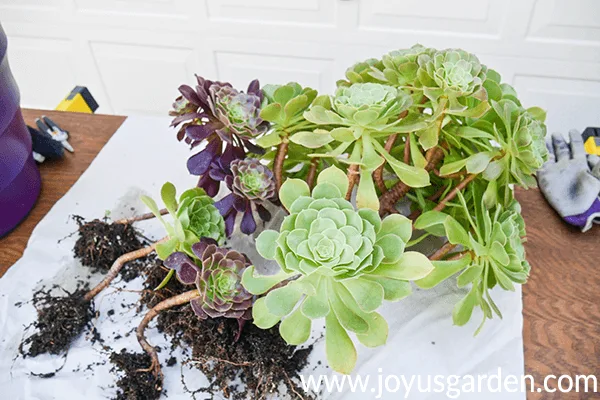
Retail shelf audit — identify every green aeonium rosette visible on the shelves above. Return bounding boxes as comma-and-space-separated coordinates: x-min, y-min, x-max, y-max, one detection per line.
241, 166, 434, 374
141, 183, 226, 260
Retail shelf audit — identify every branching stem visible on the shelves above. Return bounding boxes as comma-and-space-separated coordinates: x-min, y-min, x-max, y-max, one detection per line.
274, 139, 289, 191
136, 289, 200, 384
345, 164, 360, 200
114, 208, 168, 225
373, 134, 398, 193
83, 237, 167, 301
433, 174, 477, 212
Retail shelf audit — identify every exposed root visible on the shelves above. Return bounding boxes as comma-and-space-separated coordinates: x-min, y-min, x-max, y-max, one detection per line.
114, 208, 168, 225
84, 238, 166, 302
136, 290, 200, 385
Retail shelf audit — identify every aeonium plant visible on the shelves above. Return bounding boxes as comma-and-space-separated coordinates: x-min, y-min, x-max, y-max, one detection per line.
241, 166, 434, 374
414, 184, 529, 333
163, 239, 253, 335
141, 182, 226, 261
303, 83, 430, 210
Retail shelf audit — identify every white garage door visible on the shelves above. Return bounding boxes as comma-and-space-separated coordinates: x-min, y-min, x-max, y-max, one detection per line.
2, 0, 599, 134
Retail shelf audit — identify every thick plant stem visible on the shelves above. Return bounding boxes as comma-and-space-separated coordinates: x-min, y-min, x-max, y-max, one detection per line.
374, 134, 399, 193
379, 146, 445, 216
114, 208, 168, 225
433, 174, 477, 212
429, 242, 458, 261
274, 139, 289, 191
403, 133, 411, 164
345, 164, 360, 200
136, 290, 200, 383
306, 158, 319, 189
83, 238, 167, 302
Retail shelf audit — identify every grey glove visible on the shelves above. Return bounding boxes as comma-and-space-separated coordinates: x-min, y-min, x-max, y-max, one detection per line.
537, 130, 600, 232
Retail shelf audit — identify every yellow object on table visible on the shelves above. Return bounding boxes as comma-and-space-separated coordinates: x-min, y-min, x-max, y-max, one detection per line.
55, 86, 99, 113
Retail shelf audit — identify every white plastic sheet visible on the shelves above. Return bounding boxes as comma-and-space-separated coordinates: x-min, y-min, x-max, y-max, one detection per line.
0, 117, 525, 399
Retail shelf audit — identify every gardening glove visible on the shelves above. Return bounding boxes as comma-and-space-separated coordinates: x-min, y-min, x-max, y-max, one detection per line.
537, 130, 600, 232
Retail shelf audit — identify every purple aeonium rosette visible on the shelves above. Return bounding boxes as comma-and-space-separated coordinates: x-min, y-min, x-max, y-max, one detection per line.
164, 239, 254, 338
215, 158, 277, 236
170, 75, 269, 196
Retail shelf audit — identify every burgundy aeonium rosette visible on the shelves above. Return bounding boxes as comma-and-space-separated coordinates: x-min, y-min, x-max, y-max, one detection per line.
164, 240, 253, 321
215, 158, 277, 236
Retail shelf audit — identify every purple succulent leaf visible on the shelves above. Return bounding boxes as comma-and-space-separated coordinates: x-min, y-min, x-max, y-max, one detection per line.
242, 139, 265, 155
170, 112, 201, 127
164, 252, 199, 285
208, 167, 227, 181
247, 79, 260, 97
233, 195, 248, 213
240, 206, 257, 234
255, 203, 272, 222
187, 140, 220, 175
202, 303, 225, 318
178, 84, 202, 106
214, 194, 235, 216
224, 212, 236, 237
190, 298, 208, 319
185, 123, 217, 142
197, 174, 220, 197
191, 239, 217, 259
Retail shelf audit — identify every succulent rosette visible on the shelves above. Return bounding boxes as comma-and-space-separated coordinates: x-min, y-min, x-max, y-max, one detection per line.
416, 48, 487, 105
371, 44, 435, 87
303, 83, 429, 210
415, 192, 529, 333
164, 240, 253, 322
241, 166, 434, 374
141, 183, 226, 260
480, 100, 548, 189
336, 58, 385, 88
257, 82, 320, 148
170, 75, 269, 196
215, 158, 277, 236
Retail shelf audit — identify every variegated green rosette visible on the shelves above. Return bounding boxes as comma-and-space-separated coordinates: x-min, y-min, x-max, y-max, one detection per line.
241, 166, 434, 374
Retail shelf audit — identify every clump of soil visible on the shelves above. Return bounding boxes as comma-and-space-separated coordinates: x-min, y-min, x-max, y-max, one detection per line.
139, 263, 315, 400
73, 217, 143, 273
20, 286, 94, 357
110, 349, 162, 400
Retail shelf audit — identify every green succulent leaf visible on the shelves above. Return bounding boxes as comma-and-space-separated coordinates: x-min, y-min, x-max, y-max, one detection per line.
279, 178, 310, 211
371, 251, 434, 281
415, 253, 473, 289
280, 307, 312, 345
160, 182, 178, 215
342, 278, 385, 313
325, 311, 357, 375
290, 130, 334, 149
241, 265, 296, 295
317, 165, 349, 197
453, 286, 479, 326
443, 216, 471, 247
253, 297, 281, 329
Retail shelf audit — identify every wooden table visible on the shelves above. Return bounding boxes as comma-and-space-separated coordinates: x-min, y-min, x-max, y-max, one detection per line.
0, 110, 598, 398
0, 109, 125, 273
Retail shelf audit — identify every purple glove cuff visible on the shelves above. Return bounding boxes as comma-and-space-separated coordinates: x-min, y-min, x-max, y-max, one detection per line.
564, 198, 600, 232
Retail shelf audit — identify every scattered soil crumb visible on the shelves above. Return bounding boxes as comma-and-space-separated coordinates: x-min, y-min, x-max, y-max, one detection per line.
73, 217, 143, 273
110, 349, 162, 400
141, 262, 315, 400
20, 286, 94, 357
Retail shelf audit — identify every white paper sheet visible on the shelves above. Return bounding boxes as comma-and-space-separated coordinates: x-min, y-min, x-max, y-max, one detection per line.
0, 116, 526, 400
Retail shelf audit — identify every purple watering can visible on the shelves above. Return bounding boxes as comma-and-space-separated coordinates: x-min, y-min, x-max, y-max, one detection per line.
0, 23, 41, 237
